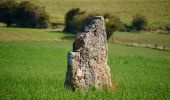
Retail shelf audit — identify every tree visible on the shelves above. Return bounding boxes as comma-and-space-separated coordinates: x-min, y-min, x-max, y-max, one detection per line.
0, 0, 18, 27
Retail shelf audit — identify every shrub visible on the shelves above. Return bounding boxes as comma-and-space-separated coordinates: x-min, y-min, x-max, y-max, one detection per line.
0, 0, 50, 28
71, 13, 88, 32
132, 14, 148, 31
0, 0, 18, 27
15, 1, 50, 28
104, 13, 124, 39
86, 13, 124, 39
165, 24, 170, 31
63, 8, 86, 33
64, 8, 123, 39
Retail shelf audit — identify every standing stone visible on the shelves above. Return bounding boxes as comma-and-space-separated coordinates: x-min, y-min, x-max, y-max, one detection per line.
65, 16, 112, 91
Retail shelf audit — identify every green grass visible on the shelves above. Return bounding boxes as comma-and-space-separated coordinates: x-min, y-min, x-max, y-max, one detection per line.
111, 32, 170, 50
0, 28, 170, 99
0, 41, 170, 99
0, 27, 75, 41
25, 0, 170, 26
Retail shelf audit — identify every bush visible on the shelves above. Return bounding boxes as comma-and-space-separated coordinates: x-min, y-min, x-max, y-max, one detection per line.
0, 0, 18, 27
64, 8, 124, 39
71, 13, 88, 32
15, 1, 50, 28
165, 24, 170, 31
132, 14, 148, 31
85, 13, 124, 39
63, 8, 86, 33
104, 13, 124, 39
0, 0, 50, 28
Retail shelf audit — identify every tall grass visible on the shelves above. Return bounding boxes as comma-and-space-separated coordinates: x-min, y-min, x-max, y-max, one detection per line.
0, 41, 170, 99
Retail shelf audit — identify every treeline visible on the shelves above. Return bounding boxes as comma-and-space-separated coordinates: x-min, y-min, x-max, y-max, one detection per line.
0, 0, 49, 28
63, 8, 170, 39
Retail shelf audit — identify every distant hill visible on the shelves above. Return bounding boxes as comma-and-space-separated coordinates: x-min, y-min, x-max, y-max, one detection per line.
26, 0, 169, 26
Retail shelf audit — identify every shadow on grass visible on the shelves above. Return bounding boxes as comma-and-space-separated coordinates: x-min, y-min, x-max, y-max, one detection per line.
48, 30, 74, 35
48, 30, 76, 41
62, 36, 76, 41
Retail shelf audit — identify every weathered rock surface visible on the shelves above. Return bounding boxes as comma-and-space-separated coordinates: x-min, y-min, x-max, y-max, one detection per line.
64, 16, 112, 91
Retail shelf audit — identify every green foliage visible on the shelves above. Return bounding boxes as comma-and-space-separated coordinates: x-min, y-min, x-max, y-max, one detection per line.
0, 0, 50, 28
85, 13, 124, 39
132, 14, 148, 31
0, 0, 18, 27
164, 24, 170, 31
15, 1, 50, 28
147, 23, 170, 32
63, 8, 86, 33
64, 8, 123, 39
104, 13, 124, 39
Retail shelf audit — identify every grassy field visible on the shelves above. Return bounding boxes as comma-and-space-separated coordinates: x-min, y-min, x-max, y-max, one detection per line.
0, 41, 170, 99
0, 27, 170, 99
111, 32, 170, 50
25, 0, 170, 26
1, 27, 170, 49
0, 27, 75, 41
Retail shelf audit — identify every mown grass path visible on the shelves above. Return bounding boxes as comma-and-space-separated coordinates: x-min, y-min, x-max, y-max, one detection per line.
111, 32, 170, 50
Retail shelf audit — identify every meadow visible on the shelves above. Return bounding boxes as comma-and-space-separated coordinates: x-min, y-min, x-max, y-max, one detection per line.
0, 28, 74, 41
111, 32, 170, 50
27, 0, 170, 26
0, 27, 170, 99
